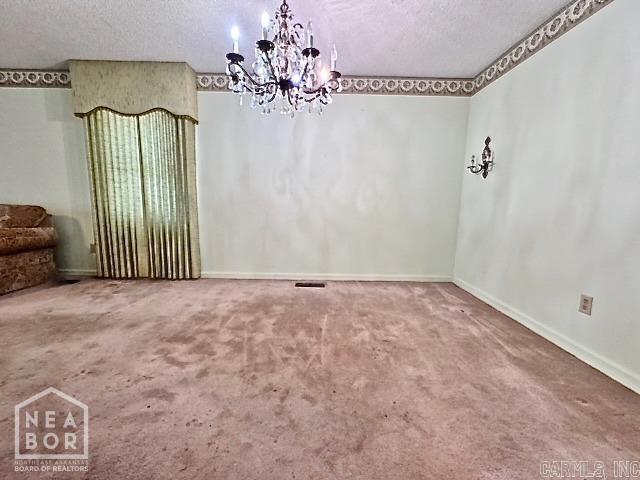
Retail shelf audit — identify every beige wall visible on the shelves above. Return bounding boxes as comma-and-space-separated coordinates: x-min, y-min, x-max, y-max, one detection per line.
455, 0, 640, 392
0, 89, 469, 280
196, 93, 469, 280
0, 88, 94, 274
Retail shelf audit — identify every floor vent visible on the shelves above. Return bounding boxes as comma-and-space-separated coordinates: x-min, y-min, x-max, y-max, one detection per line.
295, 282, 326, 288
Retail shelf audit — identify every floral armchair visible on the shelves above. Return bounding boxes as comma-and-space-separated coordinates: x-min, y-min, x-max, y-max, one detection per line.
0, 205, 58, 295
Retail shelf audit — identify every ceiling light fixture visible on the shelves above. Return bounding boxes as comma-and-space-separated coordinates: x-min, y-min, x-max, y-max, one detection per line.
225, 0, 342, 117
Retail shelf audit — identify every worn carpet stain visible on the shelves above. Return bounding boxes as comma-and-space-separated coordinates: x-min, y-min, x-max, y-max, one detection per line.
0, 279, 638, 479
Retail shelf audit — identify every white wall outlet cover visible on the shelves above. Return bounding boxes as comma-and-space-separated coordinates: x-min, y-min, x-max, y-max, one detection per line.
579, 295, 594, 316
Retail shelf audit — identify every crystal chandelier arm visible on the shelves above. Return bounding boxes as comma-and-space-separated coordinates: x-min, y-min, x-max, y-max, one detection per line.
302, 85, 324, 96
301, 78, 336, 97
298, 88, 328, 104
230, 60, 278, 90
292, 23, 304, 43
266, 84, 279, 103
299, 62, 310, 87
302, 70, 341, 93
263, 52, 279, 82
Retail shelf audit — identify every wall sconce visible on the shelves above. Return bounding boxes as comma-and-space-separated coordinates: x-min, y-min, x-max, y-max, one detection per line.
467, 137, 494, 179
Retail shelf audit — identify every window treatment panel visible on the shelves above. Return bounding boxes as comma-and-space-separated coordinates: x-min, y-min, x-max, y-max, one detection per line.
139, 110, 200, 279
84, 108, 200, 279
85, 109, 149, 278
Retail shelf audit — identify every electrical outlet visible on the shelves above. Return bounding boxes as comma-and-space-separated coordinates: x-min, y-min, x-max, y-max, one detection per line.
89, 243, 96, 254
579, 295, 593, 316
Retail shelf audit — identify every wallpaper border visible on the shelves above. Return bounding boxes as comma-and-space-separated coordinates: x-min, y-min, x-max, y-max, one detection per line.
0, 70, 71, 88
472, 0, 614, 93
0, 0, 615, 97
196, 73, 476, 97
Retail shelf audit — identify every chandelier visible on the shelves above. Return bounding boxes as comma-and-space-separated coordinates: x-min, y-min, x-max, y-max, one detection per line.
225, 0, 342, 116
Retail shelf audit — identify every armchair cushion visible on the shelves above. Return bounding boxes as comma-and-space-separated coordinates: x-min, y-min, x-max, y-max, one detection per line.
0, 227, 58, 255
0, 204, 49, 228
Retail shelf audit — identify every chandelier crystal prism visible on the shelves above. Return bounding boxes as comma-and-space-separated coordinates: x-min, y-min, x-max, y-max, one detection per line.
225, 0, 342, 116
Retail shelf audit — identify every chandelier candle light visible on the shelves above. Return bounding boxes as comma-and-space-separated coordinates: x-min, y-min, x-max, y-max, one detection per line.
225, 0, 342, 116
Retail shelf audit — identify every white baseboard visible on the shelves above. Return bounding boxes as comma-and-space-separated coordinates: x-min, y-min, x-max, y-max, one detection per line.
201, 271, 451, 282
57, 269, 451, 283
454, 278, 640, 395
58, 269, 97, 277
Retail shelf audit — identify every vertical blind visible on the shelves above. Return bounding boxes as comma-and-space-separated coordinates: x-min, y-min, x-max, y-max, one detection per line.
84, 108, 200, 279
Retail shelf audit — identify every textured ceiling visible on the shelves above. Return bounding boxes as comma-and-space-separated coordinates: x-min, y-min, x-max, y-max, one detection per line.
0, 0, 571, 78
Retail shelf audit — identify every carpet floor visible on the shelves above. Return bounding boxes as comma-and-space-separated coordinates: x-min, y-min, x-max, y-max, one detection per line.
0, 279, 638, 479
